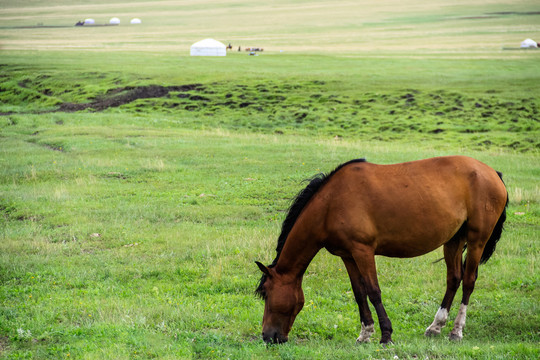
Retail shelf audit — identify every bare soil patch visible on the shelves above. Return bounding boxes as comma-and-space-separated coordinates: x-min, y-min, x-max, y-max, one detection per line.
59, 84, 204, 112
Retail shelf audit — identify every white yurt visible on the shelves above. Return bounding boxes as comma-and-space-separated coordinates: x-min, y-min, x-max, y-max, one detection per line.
520, 39, 538, 48
130, 18, 142, 24
110, 17, 120, 25
84, 18, 95, 25
190, 39, 226, 56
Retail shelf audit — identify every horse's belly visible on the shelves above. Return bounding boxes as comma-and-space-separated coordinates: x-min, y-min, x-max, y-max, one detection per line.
374, 239, 444, 258
373, 221, 462, 258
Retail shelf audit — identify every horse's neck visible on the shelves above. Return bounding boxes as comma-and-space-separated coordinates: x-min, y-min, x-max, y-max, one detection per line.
273, 229, 322, 281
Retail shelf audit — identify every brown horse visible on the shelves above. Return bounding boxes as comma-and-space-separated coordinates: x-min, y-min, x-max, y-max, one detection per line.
255, 156, 507, 344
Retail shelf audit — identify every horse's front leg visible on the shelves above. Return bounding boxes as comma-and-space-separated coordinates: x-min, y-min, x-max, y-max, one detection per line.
350, 248, 393, 344
426, 239, 464, 337
342, 257, 375, 343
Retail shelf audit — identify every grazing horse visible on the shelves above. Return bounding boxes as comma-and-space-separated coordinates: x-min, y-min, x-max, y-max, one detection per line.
255, 156, 507, 344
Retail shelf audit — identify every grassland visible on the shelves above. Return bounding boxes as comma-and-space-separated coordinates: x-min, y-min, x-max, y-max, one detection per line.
2, 0, 540, 53
1, 1, 539, 359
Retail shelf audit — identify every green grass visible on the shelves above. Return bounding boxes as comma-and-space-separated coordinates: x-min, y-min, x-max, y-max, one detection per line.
1, 0, 540, 359
2, 53, 539, 152
1, 114, 538, 359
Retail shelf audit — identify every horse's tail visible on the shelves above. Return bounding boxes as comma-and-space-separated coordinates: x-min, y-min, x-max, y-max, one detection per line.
479, 171, 508, 264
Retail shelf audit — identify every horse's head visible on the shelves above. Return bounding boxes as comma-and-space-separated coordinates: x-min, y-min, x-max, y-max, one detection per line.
255, 261, 304, 344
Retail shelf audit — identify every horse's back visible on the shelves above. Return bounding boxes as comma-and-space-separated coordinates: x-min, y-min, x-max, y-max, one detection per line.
316, 156, 507, 257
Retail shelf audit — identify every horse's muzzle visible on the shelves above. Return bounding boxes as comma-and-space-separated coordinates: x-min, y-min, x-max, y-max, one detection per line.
262, 330, 288, 344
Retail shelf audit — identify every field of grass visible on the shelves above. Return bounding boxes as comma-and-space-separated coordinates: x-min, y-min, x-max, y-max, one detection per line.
1, 1, 539, 359
2, 0, 540, 53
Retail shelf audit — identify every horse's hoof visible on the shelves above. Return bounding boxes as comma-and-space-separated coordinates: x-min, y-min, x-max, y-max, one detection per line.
425, 328, 441, 337
356, 323, 374, 343
379, 337, 393, 346
449, 332, 463, 341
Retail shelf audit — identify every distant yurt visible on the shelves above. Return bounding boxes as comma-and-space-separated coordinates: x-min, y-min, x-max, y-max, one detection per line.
110, 17, 120, 25
521, 39, 538, 48
130, 18, 142, 24
190, 39, 226, 56
84, 18, 95, 25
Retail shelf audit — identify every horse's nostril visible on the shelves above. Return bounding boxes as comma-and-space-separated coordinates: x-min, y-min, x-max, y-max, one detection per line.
262, 332, 272, 344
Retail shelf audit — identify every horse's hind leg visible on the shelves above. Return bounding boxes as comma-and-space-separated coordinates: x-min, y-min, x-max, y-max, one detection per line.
449, 238, 485, 341
425, 236, 465, 337
342, 257, 375, 343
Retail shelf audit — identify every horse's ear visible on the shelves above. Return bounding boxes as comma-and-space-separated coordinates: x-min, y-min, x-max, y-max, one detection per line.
255, 261, 271, 277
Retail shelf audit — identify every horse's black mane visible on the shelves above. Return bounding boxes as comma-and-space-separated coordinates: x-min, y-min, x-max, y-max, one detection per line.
255, 158, 366, 299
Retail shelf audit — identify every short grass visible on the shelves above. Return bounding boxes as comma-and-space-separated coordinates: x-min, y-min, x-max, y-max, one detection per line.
1, 0, 539, 359
1, 117, 538, 359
